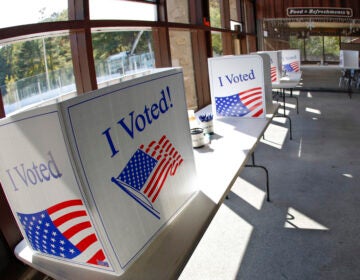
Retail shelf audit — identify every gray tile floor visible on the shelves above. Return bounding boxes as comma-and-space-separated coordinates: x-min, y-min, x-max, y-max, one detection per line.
179, 89, 360, 279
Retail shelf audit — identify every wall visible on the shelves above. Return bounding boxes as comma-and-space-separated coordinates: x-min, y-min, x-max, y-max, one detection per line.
167, 0, 198, 109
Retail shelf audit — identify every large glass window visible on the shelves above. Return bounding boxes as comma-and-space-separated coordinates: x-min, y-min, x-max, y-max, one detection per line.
324, 36, 340, 62
0, 35, 74, 115
290, 35, 340, 63
209, 0, 221, 28
89, 0, 157, 21
290, 35, 305, 60
305, 36, 322, 62
91, 30, 155, 87
211, 32, 223, 56
0, 0, 67, 28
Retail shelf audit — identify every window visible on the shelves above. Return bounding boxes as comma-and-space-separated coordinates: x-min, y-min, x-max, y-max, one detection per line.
89, 0, 157, 21
209, 0, 221, 28
290, 35, 305, 60
305, 36, 322, 62
91, 30, 155, 87
290, 35, 340, 63
0, 0, 249, 115
212, 32, 223, 56
324, 36, 340, 62
1, 35, 74, 115
0, 0, 67, 28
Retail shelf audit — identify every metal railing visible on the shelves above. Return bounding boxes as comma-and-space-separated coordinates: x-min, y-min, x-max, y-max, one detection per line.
1, 52, 155, 115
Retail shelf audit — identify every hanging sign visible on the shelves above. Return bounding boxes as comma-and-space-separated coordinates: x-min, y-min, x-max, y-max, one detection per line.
287, 7, 353, 17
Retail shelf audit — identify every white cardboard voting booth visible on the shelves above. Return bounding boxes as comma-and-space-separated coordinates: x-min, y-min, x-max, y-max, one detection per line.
258, 51, 282, 83
255, 53, 274, 115
281, 49, 301, 73
208, 54, 271, 118
339, 50, 359, 69
0, 68, 198, 277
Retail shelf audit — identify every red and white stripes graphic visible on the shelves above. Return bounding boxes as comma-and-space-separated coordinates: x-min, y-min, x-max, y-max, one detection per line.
239, 87, 264, 117
140, 135, 183, 203
47, 199, 108, 266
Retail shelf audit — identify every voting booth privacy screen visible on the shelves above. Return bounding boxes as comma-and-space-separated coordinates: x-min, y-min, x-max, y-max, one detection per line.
208, 54, 268, 119
0, 68, 198, 276
259, 51, 282, 83
255, 53, 276, 114
339, 50, 359, 68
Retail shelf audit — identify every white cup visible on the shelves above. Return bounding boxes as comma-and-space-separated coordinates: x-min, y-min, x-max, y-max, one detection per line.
190, 128, 205, 148
200, 120, 214, 134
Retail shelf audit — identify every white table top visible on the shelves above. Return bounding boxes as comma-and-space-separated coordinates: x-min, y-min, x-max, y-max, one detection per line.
284, 71, 302, 80
272, 71, 302, 89
272, 80, 300, 89
194, 104, 278, 204
340, 66, 360, 70
15, 104, 279, 280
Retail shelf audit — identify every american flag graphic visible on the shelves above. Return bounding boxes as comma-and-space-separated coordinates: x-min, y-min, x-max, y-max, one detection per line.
17, 199, 110, 268
215, 87, 264, 117
111, 135, 183, 219
270, 66, 278, 82
283, 61, 300, 72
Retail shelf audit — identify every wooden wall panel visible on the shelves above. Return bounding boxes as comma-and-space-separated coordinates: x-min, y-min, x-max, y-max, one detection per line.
312, 0, 323, 7
345, 0, 360, 18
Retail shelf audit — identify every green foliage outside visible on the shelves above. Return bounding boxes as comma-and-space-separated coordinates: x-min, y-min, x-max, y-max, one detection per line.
92, 31, 153, 60
0, 9, 153, 100
0, 10, 72, 97
209, 0, 223, 56
289, 35, 340, 62
324, 36, 340, 61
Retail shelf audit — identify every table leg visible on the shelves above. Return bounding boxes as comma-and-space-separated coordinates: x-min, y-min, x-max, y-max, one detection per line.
288, 88, 299, 114
274, 91, 293, 140
282, 89, 286, 115
245, 152, 270, 202
272, 89, 293, 140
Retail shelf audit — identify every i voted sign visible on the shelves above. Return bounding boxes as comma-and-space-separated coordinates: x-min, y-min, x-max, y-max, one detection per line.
0, 106, 115, 273
0, 68, 197, 276
281, 49, 301, 73
60, 68, 197, 271
208, 55, 266, 118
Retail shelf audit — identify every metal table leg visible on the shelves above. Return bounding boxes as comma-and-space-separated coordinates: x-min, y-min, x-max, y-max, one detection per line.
274, 89, 293, 140
288, 88, 299, 114
245, 152, 270, 202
